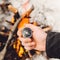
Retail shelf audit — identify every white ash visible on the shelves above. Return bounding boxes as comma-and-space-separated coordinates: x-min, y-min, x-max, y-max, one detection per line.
30, 0, 60, 32
10, 0, 60, 32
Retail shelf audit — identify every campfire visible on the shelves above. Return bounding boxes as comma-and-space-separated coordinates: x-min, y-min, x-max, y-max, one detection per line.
0, 1, 52, 60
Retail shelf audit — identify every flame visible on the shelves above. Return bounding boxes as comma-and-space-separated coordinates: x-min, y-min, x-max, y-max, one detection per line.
13, 18, 29, 57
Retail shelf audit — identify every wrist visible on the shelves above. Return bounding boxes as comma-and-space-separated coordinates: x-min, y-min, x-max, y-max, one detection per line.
42, 33, 47, 51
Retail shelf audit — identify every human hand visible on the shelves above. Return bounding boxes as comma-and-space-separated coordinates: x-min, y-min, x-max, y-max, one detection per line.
17, 24, 47, 51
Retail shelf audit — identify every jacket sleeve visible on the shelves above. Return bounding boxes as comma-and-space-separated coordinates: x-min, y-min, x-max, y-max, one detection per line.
46, 32, 60, 58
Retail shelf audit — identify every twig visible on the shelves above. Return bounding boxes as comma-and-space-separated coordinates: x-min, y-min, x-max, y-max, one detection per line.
0, 17, 22, 60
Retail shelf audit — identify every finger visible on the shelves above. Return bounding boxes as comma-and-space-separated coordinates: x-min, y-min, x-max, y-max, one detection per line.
19, 37, 32, 43
24, 45, 35, 50
24, 42, 36, 47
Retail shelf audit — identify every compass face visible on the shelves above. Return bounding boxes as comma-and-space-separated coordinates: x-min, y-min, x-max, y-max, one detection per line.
22, 27, 32, 38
